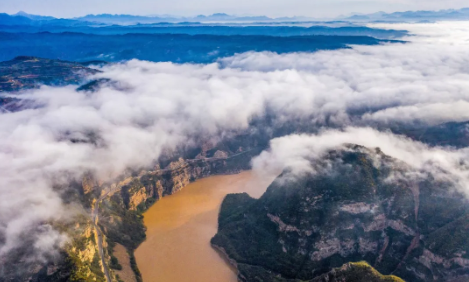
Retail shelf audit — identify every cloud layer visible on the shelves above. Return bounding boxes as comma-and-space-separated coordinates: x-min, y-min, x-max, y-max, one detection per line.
1, 22, 469, 261
252, 127, 469, 192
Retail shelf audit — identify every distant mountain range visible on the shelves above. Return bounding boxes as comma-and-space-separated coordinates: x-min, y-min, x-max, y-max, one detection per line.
0, 12, 98, 27
75, 12, 302, 24
2, 7, 469, 26
14, 11, 55, 21
0, 11, 309, 26
77, 8, 469, 24
0, 32, 392, 63
342, 8, 469, 22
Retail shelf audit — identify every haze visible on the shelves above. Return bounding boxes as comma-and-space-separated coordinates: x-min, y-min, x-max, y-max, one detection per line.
1, 0, 469, 18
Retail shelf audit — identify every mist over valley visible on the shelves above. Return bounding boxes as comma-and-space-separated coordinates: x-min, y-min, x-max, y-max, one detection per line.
1, 5, 469, 282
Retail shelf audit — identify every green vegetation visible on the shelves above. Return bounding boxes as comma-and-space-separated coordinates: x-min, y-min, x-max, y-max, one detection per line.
426, 213, 469, 258
110, 256, 123, 270
212, 146, 469, 282
234, 261, 405, 282
100, 193, 147, 281
67, 251, 106, 282
115, 274, 125, 282
129, 251, 143, 282
90, 252, 105, 280
57, 214, 108, 282
312, 261, 405, 282
108, 240, 123, 271
0, 56, 99, 92
218, 193, 257, 229
103, 193, 147, 250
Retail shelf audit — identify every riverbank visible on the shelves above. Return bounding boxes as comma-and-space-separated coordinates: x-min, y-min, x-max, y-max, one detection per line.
134, 171, 274, 282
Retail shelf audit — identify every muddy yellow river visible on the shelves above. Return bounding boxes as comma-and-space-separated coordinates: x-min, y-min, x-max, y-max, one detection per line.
134, 171, 274, 282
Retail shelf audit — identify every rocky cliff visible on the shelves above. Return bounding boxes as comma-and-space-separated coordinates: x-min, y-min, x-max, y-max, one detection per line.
74, 147, 259, 282
0, 144, 260, 282
0, 214, 107, 282
212, 145, 469, 282
2, 56, 469, 282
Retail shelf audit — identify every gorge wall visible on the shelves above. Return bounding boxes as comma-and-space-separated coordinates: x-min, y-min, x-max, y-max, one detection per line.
17, 144, 262, 282
212, 145, 469, 282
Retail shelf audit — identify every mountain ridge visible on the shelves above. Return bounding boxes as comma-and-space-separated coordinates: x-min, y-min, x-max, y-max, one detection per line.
3, 7, 469, 25
212, 144, 469, 281
342, 7, 469, 22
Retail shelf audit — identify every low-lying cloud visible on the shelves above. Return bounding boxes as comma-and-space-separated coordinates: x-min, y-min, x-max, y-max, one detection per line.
1, 21, 469, 262
252, 127, 469, 193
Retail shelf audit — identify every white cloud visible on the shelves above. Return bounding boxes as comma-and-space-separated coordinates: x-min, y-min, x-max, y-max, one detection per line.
363, 100, 469, 124
252, 127, 469, 193
1, 21, 469, 261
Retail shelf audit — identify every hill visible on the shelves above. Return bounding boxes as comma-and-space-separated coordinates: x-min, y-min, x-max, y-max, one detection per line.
344, 8, 469, 22
212, 145, 469, 281
0, 32, 393, 63
0, 56, 99, 92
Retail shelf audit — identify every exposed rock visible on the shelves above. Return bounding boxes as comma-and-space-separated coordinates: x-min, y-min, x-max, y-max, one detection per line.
120, 151, 259, 211
212, 145, 469, 282
339, 202, 378, 214
213, 150, 229, 159
268, 214, 301, 233
128, 187, 149, 210
82, 172, 99, 194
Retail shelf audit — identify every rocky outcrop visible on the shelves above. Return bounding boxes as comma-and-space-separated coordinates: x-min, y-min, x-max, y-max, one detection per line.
212, 145, 469, 282
67, 223, 107, 282
77, 147, 262, 282
0, 214, 109, 282
311, 261, 404, 282
120, 150, 257, 211
82, 172, 99, 194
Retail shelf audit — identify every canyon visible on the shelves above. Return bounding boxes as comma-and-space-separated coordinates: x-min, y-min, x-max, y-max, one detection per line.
2, 52, 469, 282
135, 171, 275, 282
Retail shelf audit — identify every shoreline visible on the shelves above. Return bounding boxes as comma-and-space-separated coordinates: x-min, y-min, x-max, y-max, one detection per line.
99, 148, 263, 282
211, 244, 241, 281
133, 171, 246, 279
134, 172, 259, 282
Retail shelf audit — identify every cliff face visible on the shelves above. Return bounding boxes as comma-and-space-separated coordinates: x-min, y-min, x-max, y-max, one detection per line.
2, 145, 259, 282
2, 215, 108, 282
123, 152, 256, 210
3, 56, 469, 282
66, 218, 107, 282
69, 147, 259, 282
212, 145, 469, 282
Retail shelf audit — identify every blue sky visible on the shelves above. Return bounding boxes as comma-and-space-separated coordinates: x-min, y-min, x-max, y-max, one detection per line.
1, 0, 468, 18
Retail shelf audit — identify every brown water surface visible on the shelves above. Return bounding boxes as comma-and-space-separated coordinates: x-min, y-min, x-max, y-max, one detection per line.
134, 171, 274, 282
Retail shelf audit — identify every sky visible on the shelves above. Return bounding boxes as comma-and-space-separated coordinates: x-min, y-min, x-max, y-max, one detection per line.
0, 0, 468, 18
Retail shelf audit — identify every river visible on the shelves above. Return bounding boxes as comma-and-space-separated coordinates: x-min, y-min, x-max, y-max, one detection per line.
134, 171, 275, 282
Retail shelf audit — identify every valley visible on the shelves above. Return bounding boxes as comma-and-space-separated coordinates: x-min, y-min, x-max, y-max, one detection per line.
1, 12, 469, 282
135, 172, 275, 282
